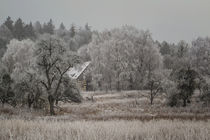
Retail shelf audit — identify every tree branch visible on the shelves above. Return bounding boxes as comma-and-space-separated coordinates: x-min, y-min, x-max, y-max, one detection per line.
40, 81, 48, 90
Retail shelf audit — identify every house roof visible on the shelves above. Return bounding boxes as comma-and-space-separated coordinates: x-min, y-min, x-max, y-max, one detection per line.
67, 61, 91, 80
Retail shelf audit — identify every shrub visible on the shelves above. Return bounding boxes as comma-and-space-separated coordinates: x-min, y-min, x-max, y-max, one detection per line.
171, 67, 198, 107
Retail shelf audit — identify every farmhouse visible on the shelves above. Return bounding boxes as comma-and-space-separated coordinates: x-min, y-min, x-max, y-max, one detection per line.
67, 61, 91, 91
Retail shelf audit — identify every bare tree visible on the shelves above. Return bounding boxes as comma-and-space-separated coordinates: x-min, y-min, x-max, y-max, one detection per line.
144, 72, 163, 105
35, 34, 80, 115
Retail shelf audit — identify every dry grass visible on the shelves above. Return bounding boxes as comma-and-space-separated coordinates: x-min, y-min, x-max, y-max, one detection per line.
0, 119, 209, 140
55, 91, 210, 121
0, 90, 210, 139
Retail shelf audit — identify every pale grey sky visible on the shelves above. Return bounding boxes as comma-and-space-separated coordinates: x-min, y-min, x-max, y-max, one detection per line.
0, 0, 210, 43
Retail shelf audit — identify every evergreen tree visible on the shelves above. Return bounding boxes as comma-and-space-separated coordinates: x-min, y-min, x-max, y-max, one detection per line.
70, 24, 76, 37
3, 16, 13, 33
160, 41, 171, 55
0, 25, 13, 42
59, 22, 66, 30
56, 23, 67, 37
177, 40, 188, 58
0, 38, 7, 58
13, 18, 25, 40
24, 22, 36, 39
43, 19, 55, 34
0, 25, 13, 58
33, 21, 43, 34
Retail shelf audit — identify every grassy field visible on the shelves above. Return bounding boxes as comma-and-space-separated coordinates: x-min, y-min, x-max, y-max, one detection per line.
0, 119, 209, 140
0, 90, 210, 140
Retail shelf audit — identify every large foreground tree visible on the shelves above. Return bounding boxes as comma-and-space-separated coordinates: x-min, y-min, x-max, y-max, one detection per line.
35, 34, 80, 115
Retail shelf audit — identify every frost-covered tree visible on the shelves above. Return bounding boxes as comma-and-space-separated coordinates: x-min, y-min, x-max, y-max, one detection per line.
13, 18, 25, 40
70, 24, 76, 38
174, 67, 198, 107
0, 25, 13, 42
191, 37, 210, 76
35, 34, 80, 115
144, 71, 164, 105
87, 33, 104, 90
160, 41, 171, 55
0, 39, 7, 58
0, 25, 13, 58
0, 73, 15, 106
177, 40, 189, 58
78, 45, 91, 61
42, 19, 55, 34
2, 39, 38, 106
3, 16, 13, 33
86, 26, 162, 91
163, 40, 191, 75
1, 37, 81, 111
33, 21, 43, 34
56, 23, 67, 38
2, 39, 36, 75
69, 26, 92, 51
24, 22, 36, 40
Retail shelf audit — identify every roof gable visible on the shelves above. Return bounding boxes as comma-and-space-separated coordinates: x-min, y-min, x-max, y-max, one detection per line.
67, 61, 91, 79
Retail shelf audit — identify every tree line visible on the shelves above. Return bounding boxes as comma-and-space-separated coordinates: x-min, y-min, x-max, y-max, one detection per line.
0, 17, 92, 57
78, 26, 210, 107
0, 17, 210, 115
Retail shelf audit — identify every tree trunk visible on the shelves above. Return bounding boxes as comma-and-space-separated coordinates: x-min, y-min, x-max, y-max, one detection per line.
55, 99, 59, 106
117, 80, 120, 91
28, 102, 32, 108
48, 95, 55, 115
28, 94, 34, 108
105, 87, 108, 93
150, 88, 154, 105
183, 99, 187, 107
150, 95, 153, 105
109, 76, 112, 90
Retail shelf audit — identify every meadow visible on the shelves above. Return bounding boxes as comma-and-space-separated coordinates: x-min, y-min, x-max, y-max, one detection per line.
0, 90, 210, 140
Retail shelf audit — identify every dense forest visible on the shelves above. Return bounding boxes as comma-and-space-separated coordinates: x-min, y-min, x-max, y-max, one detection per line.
0, 17, 210, 115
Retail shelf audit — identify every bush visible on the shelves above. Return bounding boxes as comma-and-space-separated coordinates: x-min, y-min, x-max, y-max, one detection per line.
62, 82, 82, 103
171, 67, 198, 107
168, 92, 179, 107
0, 74, 16, 106
200, 84, 210, 106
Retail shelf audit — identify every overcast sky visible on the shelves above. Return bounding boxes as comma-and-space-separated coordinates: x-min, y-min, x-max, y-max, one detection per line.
0, 0, 210, 43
